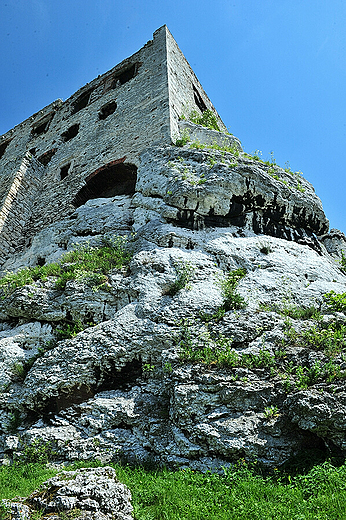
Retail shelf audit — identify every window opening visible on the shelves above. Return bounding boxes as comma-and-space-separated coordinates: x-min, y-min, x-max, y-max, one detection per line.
98, 101, 117, 120
60, 163, 71, 180
72, 160, 137, 208
71, 88, 94, 114
32, 112, 55, 136
110, 63, 138, 88
0, 139, 11, 160
38, 148, 57, 166
61, 124, 79, 142
193, 84, 207, 113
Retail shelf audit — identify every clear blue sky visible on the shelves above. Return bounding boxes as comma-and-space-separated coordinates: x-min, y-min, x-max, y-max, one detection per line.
1, 0, 345, 233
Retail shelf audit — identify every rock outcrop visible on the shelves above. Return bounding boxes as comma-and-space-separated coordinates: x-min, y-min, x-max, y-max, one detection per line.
0, 140, 345, 471
2, 466, 133, 520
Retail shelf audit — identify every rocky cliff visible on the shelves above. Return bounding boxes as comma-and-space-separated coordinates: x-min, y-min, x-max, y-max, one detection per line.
1, 137, 346, 471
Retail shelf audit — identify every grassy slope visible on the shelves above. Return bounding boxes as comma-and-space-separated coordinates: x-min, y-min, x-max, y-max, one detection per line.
1, 461, 346, 519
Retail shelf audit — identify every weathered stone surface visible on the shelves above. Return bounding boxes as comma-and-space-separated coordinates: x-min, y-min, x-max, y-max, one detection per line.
3, 467, 133, 520
0, 26, 227, 265
320, 228, 346, 259
136, 146, 329, 240
0, 144, 345, 471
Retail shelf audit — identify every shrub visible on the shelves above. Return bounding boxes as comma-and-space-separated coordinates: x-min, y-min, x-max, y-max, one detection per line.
165, 261, 195, 297
55, 319, 86, 340
18, 439, 56, 464
219, 268, 247, 311
174, 128, 190, 147
324, 290, 346, 313
0, 235, 133, 297
189, 109, 220, 131
280, 305, 321, 321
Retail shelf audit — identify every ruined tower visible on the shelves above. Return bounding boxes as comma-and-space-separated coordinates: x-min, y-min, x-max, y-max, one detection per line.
0, 26, 228, 265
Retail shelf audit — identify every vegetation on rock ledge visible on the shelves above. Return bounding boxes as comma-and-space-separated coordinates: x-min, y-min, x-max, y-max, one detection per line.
0, 235, 133, 297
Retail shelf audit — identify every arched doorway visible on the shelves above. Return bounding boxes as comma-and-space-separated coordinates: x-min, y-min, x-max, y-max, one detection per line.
72, 159, 137, 208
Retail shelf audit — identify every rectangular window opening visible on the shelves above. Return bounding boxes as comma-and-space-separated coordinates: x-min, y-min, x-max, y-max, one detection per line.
60, 163, 71, 180
71, 88, 94, 114
38, 148, 57, 166
0, 139, 11, 160
61, 124, 79, 142
110, 63, 138, 88
32, 111, 55, 136
193, 84, 207, 113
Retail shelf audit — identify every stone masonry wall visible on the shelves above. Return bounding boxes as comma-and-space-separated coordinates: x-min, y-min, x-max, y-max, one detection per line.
0, 153, 43, 263
0, 26, 228, 266
166, 26, 227, 139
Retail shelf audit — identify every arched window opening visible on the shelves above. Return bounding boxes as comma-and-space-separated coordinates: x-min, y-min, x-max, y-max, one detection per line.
72, 161, 137, 208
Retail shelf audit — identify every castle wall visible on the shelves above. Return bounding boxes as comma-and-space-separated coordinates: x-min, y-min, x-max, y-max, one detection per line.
165, 26, 227, 140
0, 153, 43, 263
0, 27, 172, 245
0, 26, 227, 266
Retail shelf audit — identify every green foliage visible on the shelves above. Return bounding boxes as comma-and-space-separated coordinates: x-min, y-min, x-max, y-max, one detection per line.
5, 410, 22, 433
0, 463, 56, 501
294, 360, 344, 389
340, 251, 346, 274
163, 362, 173, 374
165, 261, 195, 297
0, 235, 132, 297
0, 502, 10, 520
55, 320, 86, 340
142, 363, 155, 373
179, 319, 275, 369
324, 290, 346, 313
10, 362, 26, 382
264, 406, 279, 419
280, 305, 321, 321
219, 268, 247, 311
199, 307, 226, 323
302, 322, 346, 357
18, 439, 56, 464
189, 139, 240, 157
189, 109, 220, 131
282, 314, 346, 359
174, 128, 191, 147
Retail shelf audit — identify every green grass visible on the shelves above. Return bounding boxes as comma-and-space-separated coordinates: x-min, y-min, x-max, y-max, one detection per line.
2, 461, 346, 519
0, 235, 132, 296
0, 463, 56, 501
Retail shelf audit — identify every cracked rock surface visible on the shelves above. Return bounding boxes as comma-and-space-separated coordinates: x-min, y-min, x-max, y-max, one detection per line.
0, 144, 345, 470
3, 466, 133, 520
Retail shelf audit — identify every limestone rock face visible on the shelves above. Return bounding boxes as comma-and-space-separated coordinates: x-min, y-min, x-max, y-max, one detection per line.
0, 143, 345, 471
3, 467, 133, 520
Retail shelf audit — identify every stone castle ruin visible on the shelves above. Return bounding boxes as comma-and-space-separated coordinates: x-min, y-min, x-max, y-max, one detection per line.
2, 26, 346, 472
0, 25, 235, 267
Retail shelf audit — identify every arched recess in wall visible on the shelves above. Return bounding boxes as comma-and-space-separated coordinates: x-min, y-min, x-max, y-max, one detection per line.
72, 159, 137, 208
